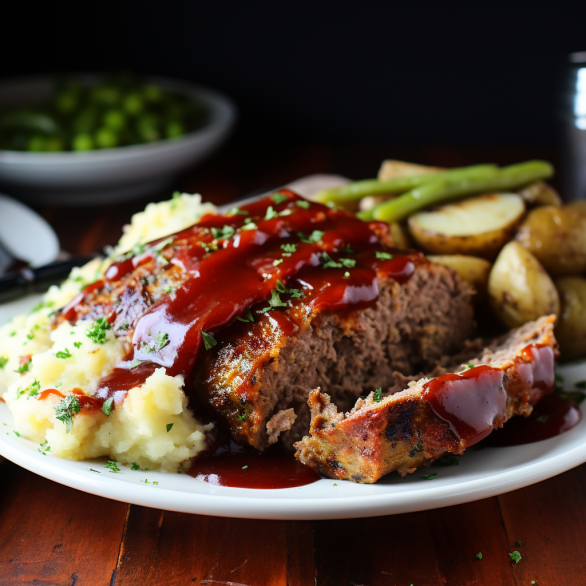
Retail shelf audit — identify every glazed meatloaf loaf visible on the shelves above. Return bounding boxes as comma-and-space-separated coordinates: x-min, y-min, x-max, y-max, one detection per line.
295, 315, 557, 482
54, 190, 474, 452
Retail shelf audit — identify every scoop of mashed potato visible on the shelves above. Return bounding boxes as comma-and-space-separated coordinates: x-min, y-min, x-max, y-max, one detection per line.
0, 192, 217, 472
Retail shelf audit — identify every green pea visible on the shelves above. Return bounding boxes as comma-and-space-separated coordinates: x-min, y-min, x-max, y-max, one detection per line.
123, 93, 144, 115
95, 128, 118, 149
72, 133, 94, 151
136, 115, 160, 142
27, 135, 46, 151
103, 109, 126, 131
44, 137, 65, 152
165, 121, 184, 138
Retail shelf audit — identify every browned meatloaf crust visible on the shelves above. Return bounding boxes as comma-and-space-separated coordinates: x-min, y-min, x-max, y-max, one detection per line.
294, 316, 557, 483
196, 260, 474, 450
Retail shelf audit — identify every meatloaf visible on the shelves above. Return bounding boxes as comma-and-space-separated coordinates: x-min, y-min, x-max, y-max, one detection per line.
54, 190, 474, 452
294, 315, 557, 483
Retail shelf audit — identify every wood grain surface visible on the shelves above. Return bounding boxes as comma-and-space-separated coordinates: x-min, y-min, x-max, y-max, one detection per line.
1, 142, 581, 586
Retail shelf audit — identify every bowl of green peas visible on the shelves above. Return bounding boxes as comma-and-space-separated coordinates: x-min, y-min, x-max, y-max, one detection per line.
0, 73, 236, 205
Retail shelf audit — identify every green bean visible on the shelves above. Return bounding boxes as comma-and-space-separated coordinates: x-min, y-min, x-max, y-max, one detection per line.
370, 160, 554, 224
315, 164, 499, 205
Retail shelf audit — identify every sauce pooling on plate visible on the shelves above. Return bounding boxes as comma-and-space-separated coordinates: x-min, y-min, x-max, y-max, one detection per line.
189, 438, 320, 489
60, 190, 422, 404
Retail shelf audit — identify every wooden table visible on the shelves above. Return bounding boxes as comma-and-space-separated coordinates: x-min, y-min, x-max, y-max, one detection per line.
1, 142, 583, 586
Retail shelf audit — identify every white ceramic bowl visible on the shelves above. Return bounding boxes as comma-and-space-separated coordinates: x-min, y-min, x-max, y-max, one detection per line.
0, 75, 236, 206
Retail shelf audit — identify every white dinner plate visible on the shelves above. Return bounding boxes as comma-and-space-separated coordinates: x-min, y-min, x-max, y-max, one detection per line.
0, 293, 585, 520
0, 193, 60, 266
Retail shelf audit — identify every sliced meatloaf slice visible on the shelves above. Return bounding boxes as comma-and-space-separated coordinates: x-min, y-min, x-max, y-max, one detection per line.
294, 315, 557, 483
195, 259, 474, 450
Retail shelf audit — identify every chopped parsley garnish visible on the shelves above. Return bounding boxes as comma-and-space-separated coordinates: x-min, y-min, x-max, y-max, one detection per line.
30, 300, 54, 313
333, 483, 338, 486
201, 330, 217, 350
557, 390, 586, 404
260, 289, 287, 313
147, 331, 170, 353
55, 348, 72, 359
515, 540, 522, 546
211, 225, 235, 240
119, 322, 129, 330
236, 310, 254, 324
321, 253, 355, 269
322, 253, 341, 268
476, 552, 482, 560
376, 251, 394, 260
228, 207, 249, 216
296, 200, 310, 209
14, 361, 31, 374
153, 481, 159, 485
85, 317, 111, 345
237, 412, 247, 421
19, 379, 40, 400
343, 271, 350, 278
264, 206, 279, 220
509, 551, 522, 564
89, 468, 100, 473
131, 462, 141, 470
102, 397, 114, 416
373, 387, 382, 402
38, 440, 50, 455
0, 356, 8, 369
466, 362, 474, 370
165, 286, 174, 294
141, 479, 150, 484
281, 243, 296, 256
166, 423, 174, 433
128, 359, 143, 369
535, 415, 548, 423
105, 461, 121, 473
54, 395, 81, 433
242, 465, 248, 470
73, 341, 83, 349
422, 473, 437, 480
13, 430, 20, 437
273, 259, 283, 266
241, 219, 258, 231
272, 193, 289, 205
10, 332, 16, 337
576, 381, 586, 389
298, 230, 324, 244
437, 454, 459, 466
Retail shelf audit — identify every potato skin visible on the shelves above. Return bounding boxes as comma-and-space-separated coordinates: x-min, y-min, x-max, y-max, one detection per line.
408, 193, 525, 259
554, 277, 586, 361
515, 205, 586, 277
427, 255, 491, 301
488, 241, 559, 329
516, 181, 562, 207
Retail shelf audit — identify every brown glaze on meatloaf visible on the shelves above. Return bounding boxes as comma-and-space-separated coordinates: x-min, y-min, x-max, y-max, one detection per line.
294, 316, 557, 483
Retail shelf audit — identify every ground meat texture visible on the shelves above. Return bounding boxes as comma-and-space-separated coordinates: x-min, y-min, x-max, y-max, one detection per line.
195, 260, 474, 450
294, 316, 557, 483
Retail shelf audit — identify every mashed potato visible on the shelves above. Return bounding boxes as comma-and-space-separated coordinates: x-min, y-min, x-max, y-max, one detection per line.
0, 192, 217, 472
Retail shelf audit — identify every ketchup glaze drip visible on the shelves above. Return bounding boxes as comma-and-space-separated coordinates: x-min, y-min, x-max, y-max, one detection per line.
423, 343, 556, 448
89, 190, 420, 401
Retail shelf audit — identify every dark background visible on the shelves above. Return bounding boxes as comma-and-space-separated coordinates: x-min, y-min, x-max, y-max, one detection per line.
1, 2, 585, 146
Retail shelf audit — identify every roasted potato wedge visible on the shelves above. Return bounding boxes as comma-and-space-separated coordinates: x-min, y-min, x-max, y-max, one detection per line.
408, 193, 525, 259
515, 205, 586, 276
488, 242, 559, 329
516, 181, 562, 207
377, 160, 443, 181
427, 255, 491, 301
554, 277, 586, 361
